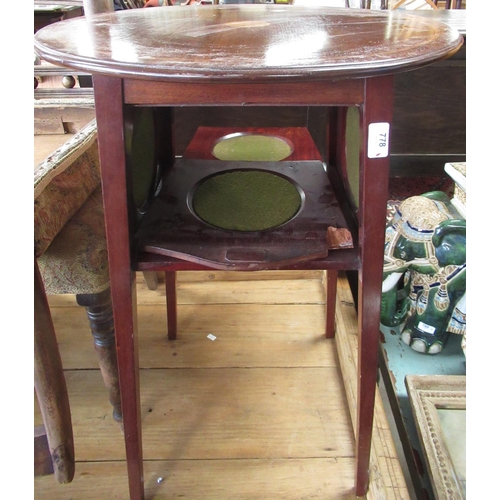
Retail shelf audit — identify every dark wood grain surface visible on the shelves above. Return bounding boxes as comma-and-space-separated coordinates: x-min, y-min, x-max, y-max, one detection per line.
34, 5, 462, 82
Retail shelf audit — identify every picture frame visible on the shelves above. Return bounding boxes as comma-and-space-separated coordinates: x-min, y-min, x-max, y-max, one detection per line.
405, 375, 466, 499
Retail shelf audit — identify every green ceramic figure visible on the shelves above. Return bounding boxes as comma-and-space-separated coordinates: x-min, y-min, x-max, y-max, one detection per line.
381, 191, 466, 354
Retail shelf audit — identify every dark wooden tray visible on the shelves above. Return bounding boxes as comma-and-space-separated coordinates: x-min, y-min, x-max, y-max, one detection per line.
135, 159, 354, 270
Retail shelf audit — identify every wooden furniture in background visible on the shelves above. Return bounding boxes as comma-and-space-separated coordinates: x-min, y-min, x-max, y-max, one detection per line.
34, 1, 84, 32
390, 9, 466, 177
34, 6, 462, 499
34, 1, 92, 126
34, 63, 95, 135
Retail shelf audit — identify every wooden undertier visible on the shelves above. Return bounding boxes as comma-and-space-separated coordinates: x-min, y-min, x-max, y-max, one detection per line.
34, 271, 409, 499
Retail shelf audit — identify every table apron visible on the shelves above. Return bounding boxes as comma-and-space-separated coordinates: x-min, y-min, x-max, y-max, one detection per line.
123, 79, 365, 107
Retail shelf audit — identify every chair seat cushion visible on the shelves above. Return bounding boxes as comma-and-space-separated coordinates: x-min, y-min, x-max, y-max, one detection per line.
35, 120, 100, 258
38, 187, 110, 295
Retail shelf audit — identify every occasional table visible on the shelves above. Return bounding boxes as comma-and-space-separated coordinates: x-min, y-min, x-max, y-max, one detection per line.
34, 6, 462, 499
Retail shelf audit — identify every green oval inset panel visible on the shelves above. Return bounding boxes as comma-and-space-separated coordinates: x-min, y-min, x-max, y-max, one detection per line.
212, 134, 293, 162
192, 170, 302, 232
345, 106, 360, 209
126, 107, 156, 211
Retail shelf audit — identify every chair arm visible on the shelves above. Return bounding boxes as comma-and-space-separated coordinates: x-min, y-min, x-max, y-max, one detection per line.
35, 119, 101, 257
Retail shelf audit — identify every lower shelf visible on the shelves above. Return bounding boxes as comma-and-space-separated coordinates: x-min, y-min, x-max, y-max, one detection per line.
135, 247, 360, 272
135, 159, 355, 271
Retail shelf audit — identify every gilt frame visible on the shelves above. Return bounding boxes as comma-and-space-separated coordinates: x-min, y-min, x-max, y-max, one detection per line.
405, 375, 466, 500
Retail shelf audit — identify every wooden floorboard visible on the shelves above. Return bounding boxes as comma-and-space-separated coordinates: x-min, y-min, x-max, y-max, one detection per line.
35, 271, 409, 499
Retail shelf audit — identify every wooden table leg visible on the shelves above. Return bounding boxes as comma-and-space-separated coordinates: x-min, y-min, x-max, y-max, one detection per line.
355, 75, 394, 496
142, 271, 159, 291
93, 75, 144, 500
165, 271, 177, 340
325, 269, 338, 339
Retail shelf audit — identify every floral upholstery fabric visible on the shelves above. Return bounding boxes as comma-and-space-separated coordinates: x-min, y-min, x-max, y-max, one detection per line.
35, 119, 110, 295
38, 187, 110, 295
35, 120, 101, 258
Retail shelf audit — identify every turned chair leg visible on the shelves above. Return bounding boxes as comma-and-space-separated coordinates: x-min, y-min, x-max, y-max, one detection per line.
76, 288, 123, 423
325, 270, 338, 339
165, 271, 177, 340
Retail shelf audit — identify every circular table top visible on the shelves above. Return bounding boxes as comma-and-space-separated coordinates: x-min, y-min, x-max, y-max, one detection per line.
34, 5, 463, 82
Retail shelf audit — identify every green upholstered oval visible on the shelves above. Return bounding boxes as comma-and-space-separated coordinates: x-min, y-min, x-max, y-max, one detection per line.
126, 107, 157, 211
212, 134, 292, 162
192, 170, 301, 232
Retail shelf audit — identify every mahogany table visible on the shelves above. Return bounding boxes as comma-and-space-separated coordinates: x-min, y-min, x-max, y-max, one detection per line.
34, 6, 462, 499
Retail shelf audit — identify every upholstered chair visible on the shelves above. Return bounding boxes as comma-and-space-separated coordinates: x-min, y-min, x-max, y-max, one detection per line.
35, 120, 122, 438
34, 120, 122, 482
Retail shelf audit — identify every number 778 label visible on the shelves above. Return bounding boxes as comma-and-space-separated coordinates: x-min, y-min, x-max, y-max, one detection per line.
367, 122, 390, 159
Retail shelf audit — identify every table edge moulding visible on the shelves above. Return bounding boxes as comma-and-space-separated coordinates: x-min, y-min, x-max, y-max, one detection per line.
33, 6, 463, 500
